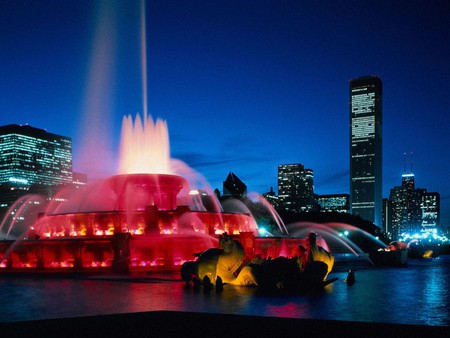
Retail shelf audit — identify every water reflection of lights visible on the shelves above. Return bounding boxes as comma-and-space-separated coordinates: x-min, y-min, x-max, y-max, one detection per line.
266, 302, 310, 318
400, 231, 448, 244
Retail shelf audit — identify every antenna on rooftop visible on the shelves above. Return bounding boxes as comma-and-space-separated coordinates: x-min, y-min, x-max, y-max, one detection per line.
410, 152, 413, 174
403, 152, 407, 173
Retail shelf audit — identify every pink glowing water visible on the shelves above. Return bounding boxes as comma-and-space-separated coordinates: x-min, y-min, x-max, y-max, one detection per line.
118, 114, 171, 175
0, 108, 264, 270
76, 1, 119, 179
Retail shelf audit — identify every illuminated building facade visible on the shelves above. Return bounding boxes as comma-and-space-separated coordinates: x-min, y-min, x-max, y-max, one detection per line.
402, 173, 423, 231
317, 194, 349, 213
277, 163, 314, 212
0, 124, 72, 186
0, 124, 72, 215
421, 192, 440, 232
389, 186, 408, 238
388, 172, 441, 239
350, 76, 382, 226
401, 172, 415, 190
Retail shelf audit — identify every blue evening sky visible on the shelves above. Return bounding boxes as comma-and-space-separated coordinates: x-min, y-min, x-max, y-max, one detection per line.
1, 0, 449, 223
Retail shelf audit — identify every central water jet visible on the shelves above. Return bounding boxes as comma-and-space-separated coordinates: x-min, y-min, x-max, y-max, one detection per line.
118, 114, 171, 175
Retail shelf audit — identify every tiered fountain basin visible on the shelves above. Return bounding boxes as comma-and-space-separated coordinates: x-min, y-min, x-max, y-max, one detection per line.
0, 173, 319, 273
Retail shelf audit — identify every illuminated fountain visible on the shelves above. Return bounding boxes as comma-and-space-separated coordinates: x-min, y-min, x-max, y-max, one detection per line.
0, 114, 343, 274
0, 114, 261, 272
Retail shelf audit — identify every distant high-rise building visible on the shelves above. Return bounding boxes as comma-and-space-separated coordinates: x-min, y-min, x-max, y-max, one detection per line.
349, 76, 382, 226
317, 194, 349, 213
388, 171, 440, 239
401, 173, 415, 190
277, 163, 314, 212
0, 124, 72, 186
400, 172, 422, 232
389, 185, 408, 238
222, 172, 247, 198
262, 186, 281, 210
421, 192, 440, 232
0, 124, 72, 216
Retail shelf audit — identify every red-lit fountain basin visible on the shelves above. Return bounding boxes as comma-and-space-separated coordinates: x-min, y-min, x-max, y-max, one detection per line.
106, 173, 189, 211
0, 174, 264, 271
1, 173, 333, 273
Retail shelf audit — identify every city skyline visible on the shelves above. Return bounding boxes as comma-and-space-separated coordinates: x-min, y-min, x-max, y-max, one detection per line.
1, 1, 449, 224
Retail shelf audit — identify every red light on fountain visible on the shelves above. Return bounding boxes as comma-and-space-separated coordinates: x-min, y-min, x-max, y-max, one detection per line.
106, 173, 188, 212
0, 114, 260, 272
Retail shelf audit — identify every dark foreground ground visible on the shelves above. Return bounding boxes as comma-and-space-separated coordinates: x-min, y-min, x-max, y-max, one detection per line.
1, 311, 448, 338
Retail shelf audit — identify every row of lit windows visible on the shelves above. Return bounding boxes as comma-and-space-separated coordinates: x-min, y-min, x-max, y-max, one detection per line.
352, 125, 375, 139
0, 132, 72, 186
317, 197, 348, 208
352, 202, 375, 208
278, 164, 315, 208
351, 92, 375, 112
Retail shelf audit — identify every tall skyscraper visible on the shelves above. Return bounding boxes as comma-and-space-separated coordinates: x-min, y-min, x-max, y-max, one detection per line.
350, 76, 382, 226
0, 124, 72, 187
388, 171, 440, 239
401, 173, 423, 232
277, 163, 314, 212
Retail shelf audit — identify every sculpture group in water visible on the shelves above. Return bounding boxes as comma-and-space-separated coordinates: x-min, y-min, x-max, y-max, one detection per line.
180, 232, 336, 292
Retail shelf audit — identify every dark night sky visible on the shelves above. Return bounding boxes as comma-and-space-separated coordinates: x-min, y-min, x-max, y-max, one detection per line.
1, 0, 449, 225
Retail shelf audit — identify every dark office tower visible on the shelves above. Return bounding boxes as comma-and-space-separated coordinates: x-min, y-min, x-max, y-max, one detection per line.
389, 186, 408, 238
278, 163, 314, 212
0, 124, 72, 186
223, 172, 247, 198
401, 173, 422, 231
350, 76, 382, 226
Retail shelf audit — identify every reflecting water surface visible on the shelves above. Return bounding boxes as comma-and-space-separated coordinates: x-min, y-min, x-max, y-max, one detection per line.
1, 256, 450, 326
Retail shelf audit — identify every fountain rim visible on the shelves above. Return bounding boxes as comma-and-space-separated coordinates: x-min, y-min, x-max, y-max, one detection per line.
105, 173, 190, 191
